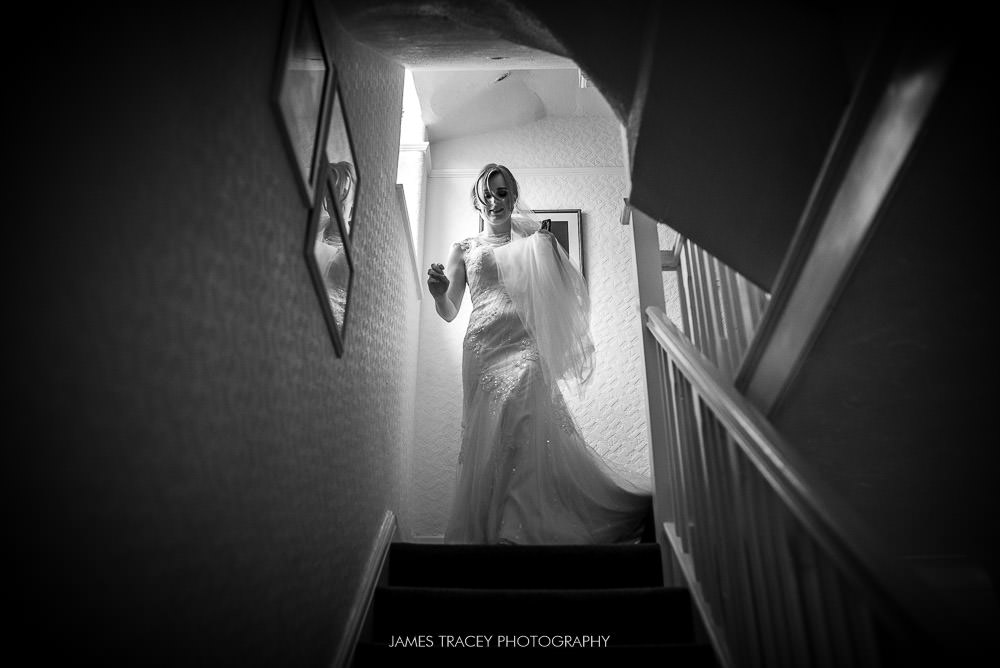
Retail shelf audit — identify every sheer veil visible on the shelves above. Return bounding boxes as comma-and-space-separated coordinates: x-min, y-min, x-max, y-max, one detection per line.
493, 197, 596, 396
493, 198, 651, 498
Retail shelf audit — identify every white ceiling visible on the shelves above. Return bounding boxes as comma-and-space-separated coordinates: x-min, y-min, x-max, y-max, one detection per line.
335, 3, 619, 142
411, 67, 617, 142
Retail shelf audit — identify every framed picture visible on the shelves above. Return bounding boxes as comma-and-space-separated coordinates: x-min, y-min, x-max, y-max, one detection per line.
306, 161, 355, 356
273, 0, 334, 204
533, 209, 584, 277
324, 83, 359, 237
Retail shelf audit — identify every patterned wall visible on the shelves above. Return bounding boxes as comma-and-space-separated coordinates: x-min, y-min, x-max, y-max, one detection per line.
19, 3, 415, 662
411, 116, 651, 539
431, 116, 627, 169
327, 23, 419, 542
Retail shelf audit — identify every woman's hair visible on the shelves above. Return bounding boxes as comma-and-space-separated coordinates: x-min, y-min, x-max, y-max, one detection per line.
470, 163, 519, 211
329, 161, 356, 205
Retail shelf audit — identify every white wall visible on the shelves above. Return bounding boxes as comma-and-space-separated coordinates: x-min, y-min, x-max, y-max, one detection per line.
410, 115, 651, 539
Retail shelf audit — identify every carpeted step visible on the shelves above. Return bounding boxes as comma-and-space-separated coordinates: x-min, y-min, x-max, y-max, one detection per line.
371, 585, 694, 646
387, 542, 664, 589
353, 640, 720, 666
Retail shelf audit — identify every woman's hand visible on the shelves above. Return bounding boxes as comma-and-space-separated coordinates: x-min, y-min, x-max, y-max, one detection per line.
427, 262, 449, 298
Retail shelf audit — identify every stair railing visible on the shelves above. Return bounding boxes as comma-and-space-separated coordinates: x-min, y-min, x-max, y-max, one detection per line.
625, 24, 983, 667
645, 308, 968, 667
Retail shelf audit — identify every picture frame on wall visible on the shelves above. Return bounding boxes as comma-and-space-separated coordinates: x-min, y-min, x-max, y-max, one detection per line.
272, 0, 334, 205
305, 160, 355, 357
533, 209, 585, 277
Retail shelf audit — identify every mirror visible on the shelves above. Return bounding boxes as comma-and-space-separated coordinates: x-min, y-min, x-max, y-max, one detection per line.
306, 161, 354, 356
325, 83, 359, 235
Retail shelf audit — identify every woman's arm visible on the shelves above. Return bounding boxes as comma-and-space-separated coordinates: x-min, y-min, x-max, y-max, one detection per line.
427, 242, 468, 322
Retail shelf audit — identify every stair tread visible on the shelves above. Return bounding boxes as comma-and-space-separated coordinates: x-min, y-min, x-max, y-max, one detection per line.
353, 639, 719, 667
357, 639, 714, 650
378, 584, 683, 596
372, 585, 694, 645
366, 543, 709, 659
388, 542, 664, 588
390, 542, 661, 558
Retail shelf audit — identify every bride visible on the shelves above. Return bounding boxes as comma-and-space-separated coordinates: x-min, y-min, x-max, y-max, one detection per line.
426, 163, 651, 544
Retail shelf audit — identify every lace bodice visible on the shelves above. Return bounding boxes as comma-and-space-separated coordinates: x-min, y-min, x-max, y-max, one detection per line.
459, 234, 510, 302
459, 235, 538, 403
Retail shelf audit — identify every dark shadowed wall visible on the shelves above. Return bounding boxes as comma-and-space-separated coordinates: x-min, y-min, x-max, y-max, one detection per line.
770, 43, 998, 581
14, 1, 414, 663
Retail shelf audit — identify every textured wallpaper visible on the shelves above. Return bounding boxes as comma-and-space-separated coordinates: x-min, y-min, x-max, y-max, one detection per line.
432, 116, 625, 169
20, 3, 413, 663
411, 116, 651, 539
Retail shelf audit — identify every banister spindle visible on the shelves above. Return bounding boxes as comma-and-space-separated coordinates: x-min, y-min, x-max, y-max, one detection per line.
772, 515, 813, 667
685, 393, 710, 579
674, 244, 691, 339
727, 436, 765, 667
692, 402, 724, 617
796, 533, 837, 668
716, 259, 744, 373
694, 247, 722, 367
668, 361, 693, 553
676, 375, 699, 554
736, 452, 781, 666
687, 243, 711, 362
704, 421, 738, 634
751, 473, 795, 668
819, 561, 857, 667
846, 597, 882, 668
700, 249, 725, 372
680, 242, 702, 352
661, 354, 684, 529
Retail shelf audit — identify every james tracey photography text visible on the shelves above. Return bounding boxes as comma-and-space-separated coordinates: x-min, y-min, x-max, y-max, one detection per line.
389, 635, 612, 648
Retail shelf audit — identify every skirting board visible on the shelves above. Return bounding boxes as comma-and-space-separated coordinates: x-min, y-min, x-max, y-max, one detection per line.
330, 510, 397, 668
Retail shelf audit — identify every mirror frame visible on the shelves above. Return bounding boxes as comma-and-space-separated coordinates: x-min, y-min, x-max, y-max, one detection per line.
272, 0, 334, 205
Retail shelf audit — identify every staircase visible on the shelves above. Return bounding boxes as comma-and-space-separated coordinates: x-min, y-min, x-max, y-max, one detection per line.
352, 542, 719, 666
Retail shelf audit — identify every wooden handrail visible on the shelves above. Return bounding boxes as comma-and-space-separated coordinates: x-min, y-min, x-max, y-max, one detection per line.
735, 35, 952, 412
646, 305, 979, 664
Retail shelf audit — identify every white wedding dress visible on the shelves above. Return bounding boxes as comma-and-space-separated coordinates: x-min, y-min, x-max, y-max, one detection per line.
444, 227, 651, 544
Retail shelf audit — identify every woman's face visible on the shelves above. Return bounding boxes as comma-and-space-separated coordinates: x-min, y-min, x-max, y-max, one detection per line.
478, 171, 513, 227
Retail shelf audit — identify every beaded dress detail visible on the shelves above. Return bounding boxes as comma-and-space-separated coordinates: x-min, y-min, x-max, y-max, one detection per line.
445, 233, 650, 544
